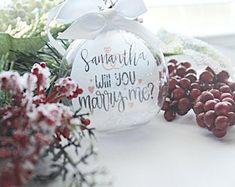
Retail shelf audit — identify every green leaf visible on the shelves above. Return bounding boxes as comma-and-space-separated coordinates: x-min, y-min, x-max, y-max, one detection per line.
0, 32, 47, 57
0, 91, 11, 108
0, 33, 11, 55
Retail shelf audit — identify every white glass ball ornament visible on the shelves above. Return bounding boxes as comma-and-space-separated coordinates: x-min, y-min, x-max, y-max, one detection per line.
66, 30, 168, 132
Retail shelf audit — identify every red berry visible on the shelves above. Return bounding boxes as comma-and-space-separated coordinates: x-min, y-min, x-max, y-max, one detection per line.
212, 128, 227, 138
214, 102, 231, 115
199, 71, 214, 83
178, 97, 191, 113
222, 97, 235, 106
164, 111, 176, 121
220, 92, 232, 100
210, 89, 221, 99
228, 112, 235, 125
204, 100, 217, 111
186, 73, 197, 83
205, 66, 216, 75
168, 78, 178, 91
215, 82, 226, 89
40, 62, 46, 68
223, 101, 234, 112
62, 127, 70, 139
196, 113, 206, 128
217, 70, 229, 83
170, 100, 178, 111
176, 65, 186, 77
168, 59, 178, 64
78, 88, 83, 94
186, 68, 197, 75
228, 82, 235, 91
172, 88, 185, 100
162, 100, 171, 111
200, 91, 214, 103
233, 91, 235, 100
32, 67, 39, 75
181, 62, 191, 69
179, 78, 191, 89
215, 116, 229, 130
81, 118, 91, 126
193, 102, 204, 114
190, 89, 201, 100
219, 85, 231, 93
168, 63, 176, 74
204, 110, 216, 127
191, 82, 201, 90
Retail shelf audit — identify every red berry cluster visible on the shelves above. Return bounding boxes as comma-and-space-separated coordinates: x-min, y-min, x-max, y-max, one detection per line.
194, 90, 235, 138
162, 59, 235, 138
162, 59, 198, 121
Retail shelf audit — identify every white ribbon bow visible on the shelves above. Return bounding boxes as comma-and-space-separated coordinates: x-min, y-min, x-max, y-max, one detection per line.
47, 0, 162, 56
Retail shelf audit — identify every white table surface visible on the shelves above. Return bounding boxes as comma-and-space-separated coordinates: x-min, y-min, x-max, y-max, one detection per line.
96, 36, 235, 187
97, 112, 235, 187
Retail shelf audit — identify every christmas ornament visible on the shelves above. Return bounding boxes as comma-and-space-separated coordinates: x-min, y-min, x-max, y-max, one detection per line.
47, 0, 168, 132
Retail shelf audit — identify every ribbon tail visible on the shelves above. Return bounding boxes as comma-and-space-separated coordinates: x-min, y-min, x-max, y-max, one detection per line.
114, 0, 147, 19
47, 0, 106, 56
47, 3, 67, 56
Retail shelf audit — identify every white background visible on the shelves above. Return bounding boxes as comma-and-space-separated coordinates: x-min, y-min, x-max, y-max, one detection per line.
143, 0, 235, 36
145, 0, 233, 5
1, 0, 235, 36
1, 1, 235, 187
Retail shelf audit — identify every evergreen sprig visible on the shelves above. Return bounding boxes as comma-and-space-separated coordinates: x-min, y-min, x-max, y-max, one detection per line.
33, 124, 110, 187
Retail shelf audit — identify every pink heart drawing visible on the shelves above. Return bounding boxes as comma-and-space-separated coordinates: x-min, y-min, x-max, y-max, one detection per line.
88, 86, 95, 94
128, 102, 134, 108
138, 79, 143, 84
104, 47, 111, 54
